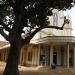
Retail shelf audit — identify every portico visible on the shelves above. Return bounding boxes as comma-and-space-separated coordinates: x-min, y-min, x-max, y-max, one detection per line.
35, 36, 75, 68
0, 36, 75, 68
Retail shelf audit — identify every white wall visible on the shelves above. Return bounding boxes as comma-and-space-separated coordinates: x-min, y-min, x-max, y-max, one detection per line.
31, 10, 72, 42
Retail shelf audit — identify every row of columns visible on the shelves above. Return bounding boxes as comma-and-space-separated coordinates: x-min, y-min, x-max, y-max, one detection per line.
73, 47, 75, 67
0, 48, 9, 62
50, 44, 75, 68
67, 44, 69, 68
39, 43, 75, 68
49, 44, 69, 68
50, 45, 53, 67
66, 44, 75, 68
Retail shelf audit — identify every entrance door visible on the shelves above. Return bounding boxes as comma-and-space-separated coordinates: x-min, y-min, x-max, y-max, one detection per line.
53, 52, 57, 64
40, 49, 46, 66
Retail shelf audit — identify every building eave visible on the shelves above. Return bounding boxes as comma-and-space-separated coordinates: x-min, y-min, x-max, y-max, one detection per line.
30, 36, 75, 44
0, 44, 10, 50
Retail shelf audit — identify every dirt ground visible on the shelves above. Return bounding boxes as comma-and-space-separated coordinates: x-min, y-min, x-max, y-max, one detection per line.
0, 62, 75, 75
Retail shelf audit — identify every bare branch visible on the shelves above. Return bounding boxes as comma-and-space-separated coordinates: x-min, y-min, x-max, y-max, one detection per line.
61, 16, 70, 29
0, 27, 9, 41
30, 19, 70, 39
7, 0, 15, 7
21, 25, 63, 46
0, 21, 11, 32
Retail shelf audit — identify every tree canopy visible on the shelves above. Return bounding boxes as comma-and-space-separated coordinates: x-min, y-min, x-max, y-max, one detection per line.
0, 0, 75, 75
0, 0, 75, 45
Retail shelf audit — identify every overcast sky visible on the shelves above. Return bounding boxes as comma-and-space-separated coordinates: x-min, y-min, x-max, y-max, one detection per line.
0, 7, 75, 41
68, 6, 75, 36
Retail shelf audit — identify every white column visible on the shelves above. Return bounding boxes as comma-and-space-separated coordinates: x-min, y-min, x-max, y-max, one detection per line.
50, 45, 53, 67
38, 44, 40, 65
73, 47, 75, 67
20, 50, 22, 65
22, 51, 24, 65
57, 47, 61, 66
64, 47, 67, 66
67, 44, 70, 68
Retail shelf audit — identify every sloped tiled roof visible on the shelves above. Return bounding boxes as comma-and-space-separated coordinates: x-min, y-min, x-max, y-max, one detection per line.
0, 41, 10, 49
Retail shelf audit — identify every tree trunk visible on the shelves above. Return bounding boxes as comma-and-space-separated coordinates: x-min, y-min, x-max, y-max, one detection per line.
3, 43, 21, 75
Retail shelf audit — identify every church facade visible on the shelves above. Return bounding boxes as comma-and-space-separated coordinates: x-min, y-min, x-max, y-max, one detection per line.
0, 10, 75, 68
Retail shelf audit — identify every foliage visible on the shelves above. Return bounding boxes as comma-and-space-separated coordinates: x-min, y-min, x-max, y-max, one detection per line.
0, 0, 75, 75
0, 0, 75, 44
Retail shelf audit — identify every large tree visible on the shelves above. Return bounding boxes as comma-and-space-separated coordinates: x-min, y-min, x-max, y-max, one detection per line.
0, 0, 75, 75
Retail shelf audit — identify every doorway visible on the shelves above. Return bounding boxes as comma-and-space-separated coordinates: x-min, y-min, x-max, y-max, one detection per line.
53, 52, 57, 64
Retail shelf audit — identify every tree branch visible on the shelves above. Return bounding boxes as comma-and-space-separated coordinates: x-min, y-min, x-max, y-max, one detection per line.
30, 18, 69, 39
0, 27, 9, 41
30, 25, 63, 39
21, 14, 69, 46
7, 0, 15, 7
21, 24, 65, 46
61, 17, 69, 29
0, 21, 11, 32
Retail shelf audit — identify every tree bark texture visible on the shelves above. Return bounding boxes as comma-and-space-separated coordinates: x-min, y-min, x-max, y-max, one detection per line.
3, 43, 21, 75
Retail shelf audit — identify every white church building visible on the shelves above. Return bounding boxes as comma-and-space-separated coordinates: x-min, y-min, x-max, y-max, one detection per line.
0, 10, 75, 68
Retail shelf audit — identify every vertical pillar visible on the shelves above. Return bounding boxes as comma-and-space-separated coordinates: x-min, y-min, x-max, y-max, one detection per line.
45, 46, 50, 66
73, 46, 75, 67
64, 47, 67, 66
22, 51, 24, 65
50, 45, 53, 67
67, 44, 69, 68
20, 50, 22, 65
57, 47, 61, 66
38, 44, 40, 65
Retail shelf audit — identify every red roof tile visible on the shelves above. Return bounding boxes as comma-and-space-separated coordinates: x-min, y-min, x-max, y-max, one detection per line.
0, 41, 9, 48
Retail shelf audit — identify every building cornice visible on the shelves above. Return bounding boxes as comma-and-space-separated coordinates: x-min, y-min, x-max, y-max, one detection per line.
30, 36, 75, 44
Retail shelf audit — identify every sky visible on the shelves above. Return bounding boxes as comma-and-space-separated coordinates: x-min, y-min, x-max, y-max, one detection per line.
0, 7, 75, 41
68, 6, 75, 36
